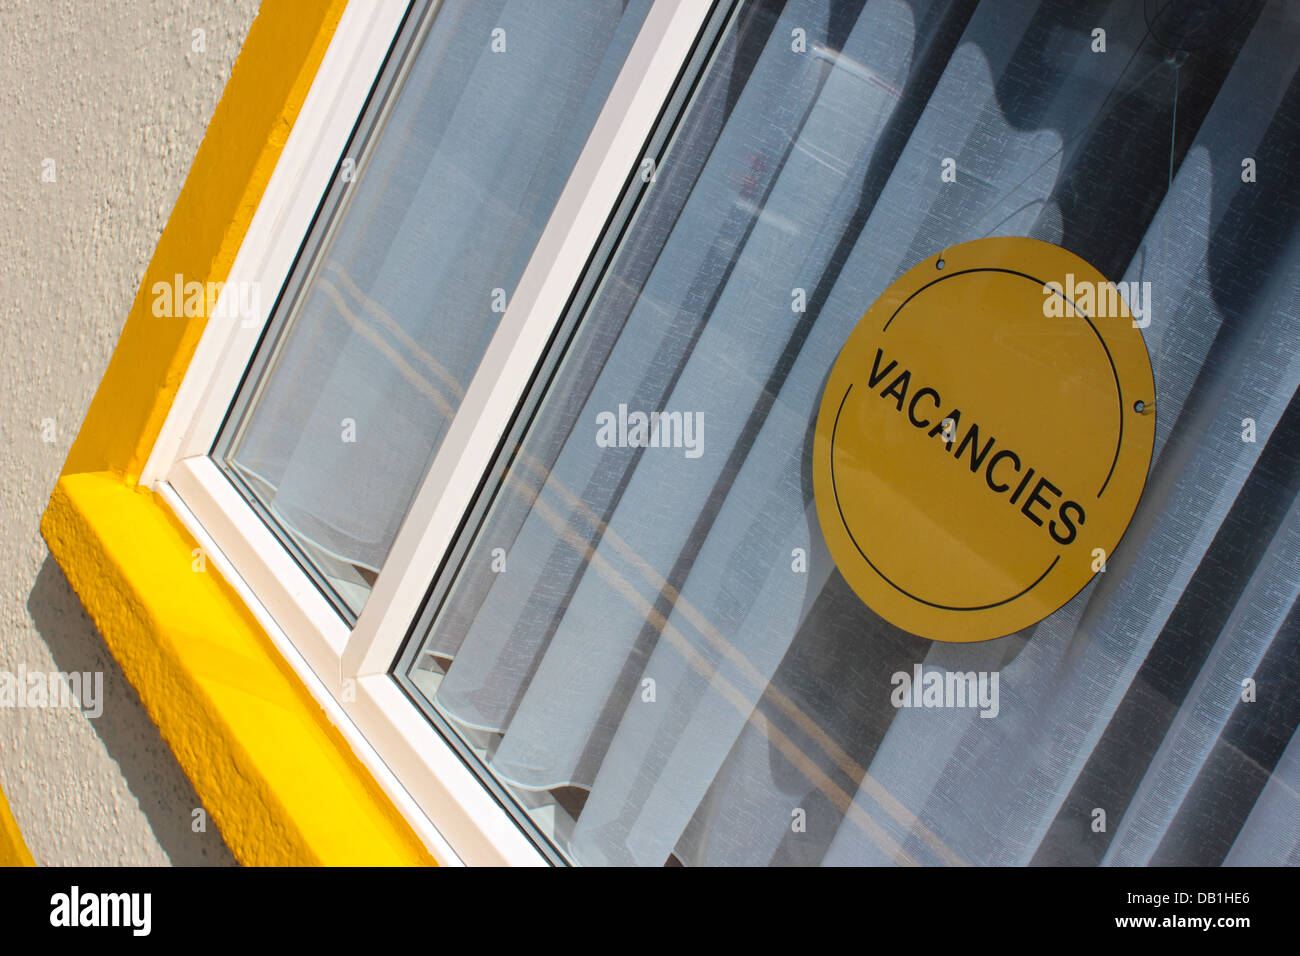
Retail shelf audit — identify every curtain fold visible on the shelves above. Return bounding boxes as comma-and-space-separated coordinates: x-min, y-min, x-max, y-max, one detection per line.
1104, 494, 1300, 866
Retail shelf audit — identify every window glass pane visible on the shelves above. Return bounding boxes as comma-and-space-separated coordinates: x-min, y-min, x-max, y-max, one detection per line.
217, 0, 652, 615
401, 0, 1300, 865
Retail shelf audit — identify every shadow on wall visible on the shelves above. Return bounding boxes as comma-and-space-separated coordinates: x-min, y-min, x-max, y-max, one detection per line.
26, 556, 237, 867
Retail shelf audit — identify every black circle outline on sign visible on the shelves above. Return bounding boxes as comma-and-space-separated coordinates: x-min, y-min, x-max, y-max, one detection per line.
829, 384, 1060, 612
880, 266, 1125, 498
828, 264, 1128, 613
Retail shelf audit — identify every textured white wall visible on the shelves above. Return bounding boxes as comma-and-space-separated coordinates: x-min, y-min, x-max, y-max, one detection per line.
0, 0, 260, 865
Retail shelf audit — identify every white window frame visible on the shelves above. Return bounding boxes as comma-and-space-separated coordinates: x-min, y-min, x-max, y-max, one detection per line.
139, 0, 719, 866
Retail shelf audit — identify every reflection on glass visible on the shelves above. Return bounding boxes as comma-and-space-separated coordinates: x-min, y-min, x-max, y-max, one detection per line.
219, 0, 651, 615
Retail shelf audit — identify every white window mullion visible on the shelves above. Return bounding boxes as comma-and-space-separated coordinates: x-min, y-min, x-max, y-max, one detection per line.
343, 0, 718, 678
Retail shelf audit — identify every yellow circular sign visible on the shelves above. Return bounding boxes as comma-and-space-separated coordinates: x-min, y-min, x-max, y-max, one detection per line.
812, 237, 1155, 642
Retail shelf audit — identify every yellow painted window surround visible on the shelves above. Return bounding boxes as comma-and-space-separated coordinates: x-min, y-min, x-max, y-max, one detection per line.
37, 0, 435, 867
0, 783, 34, 866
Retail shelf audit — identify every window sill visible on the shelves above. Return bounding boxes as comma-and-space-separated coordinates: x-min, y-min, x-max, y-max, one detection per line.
41, 471, 433, 866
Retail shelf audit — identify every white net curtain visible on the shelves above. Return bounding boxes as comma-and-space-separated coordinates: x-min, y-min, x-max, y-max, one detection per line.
224, 0, 1300, 866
